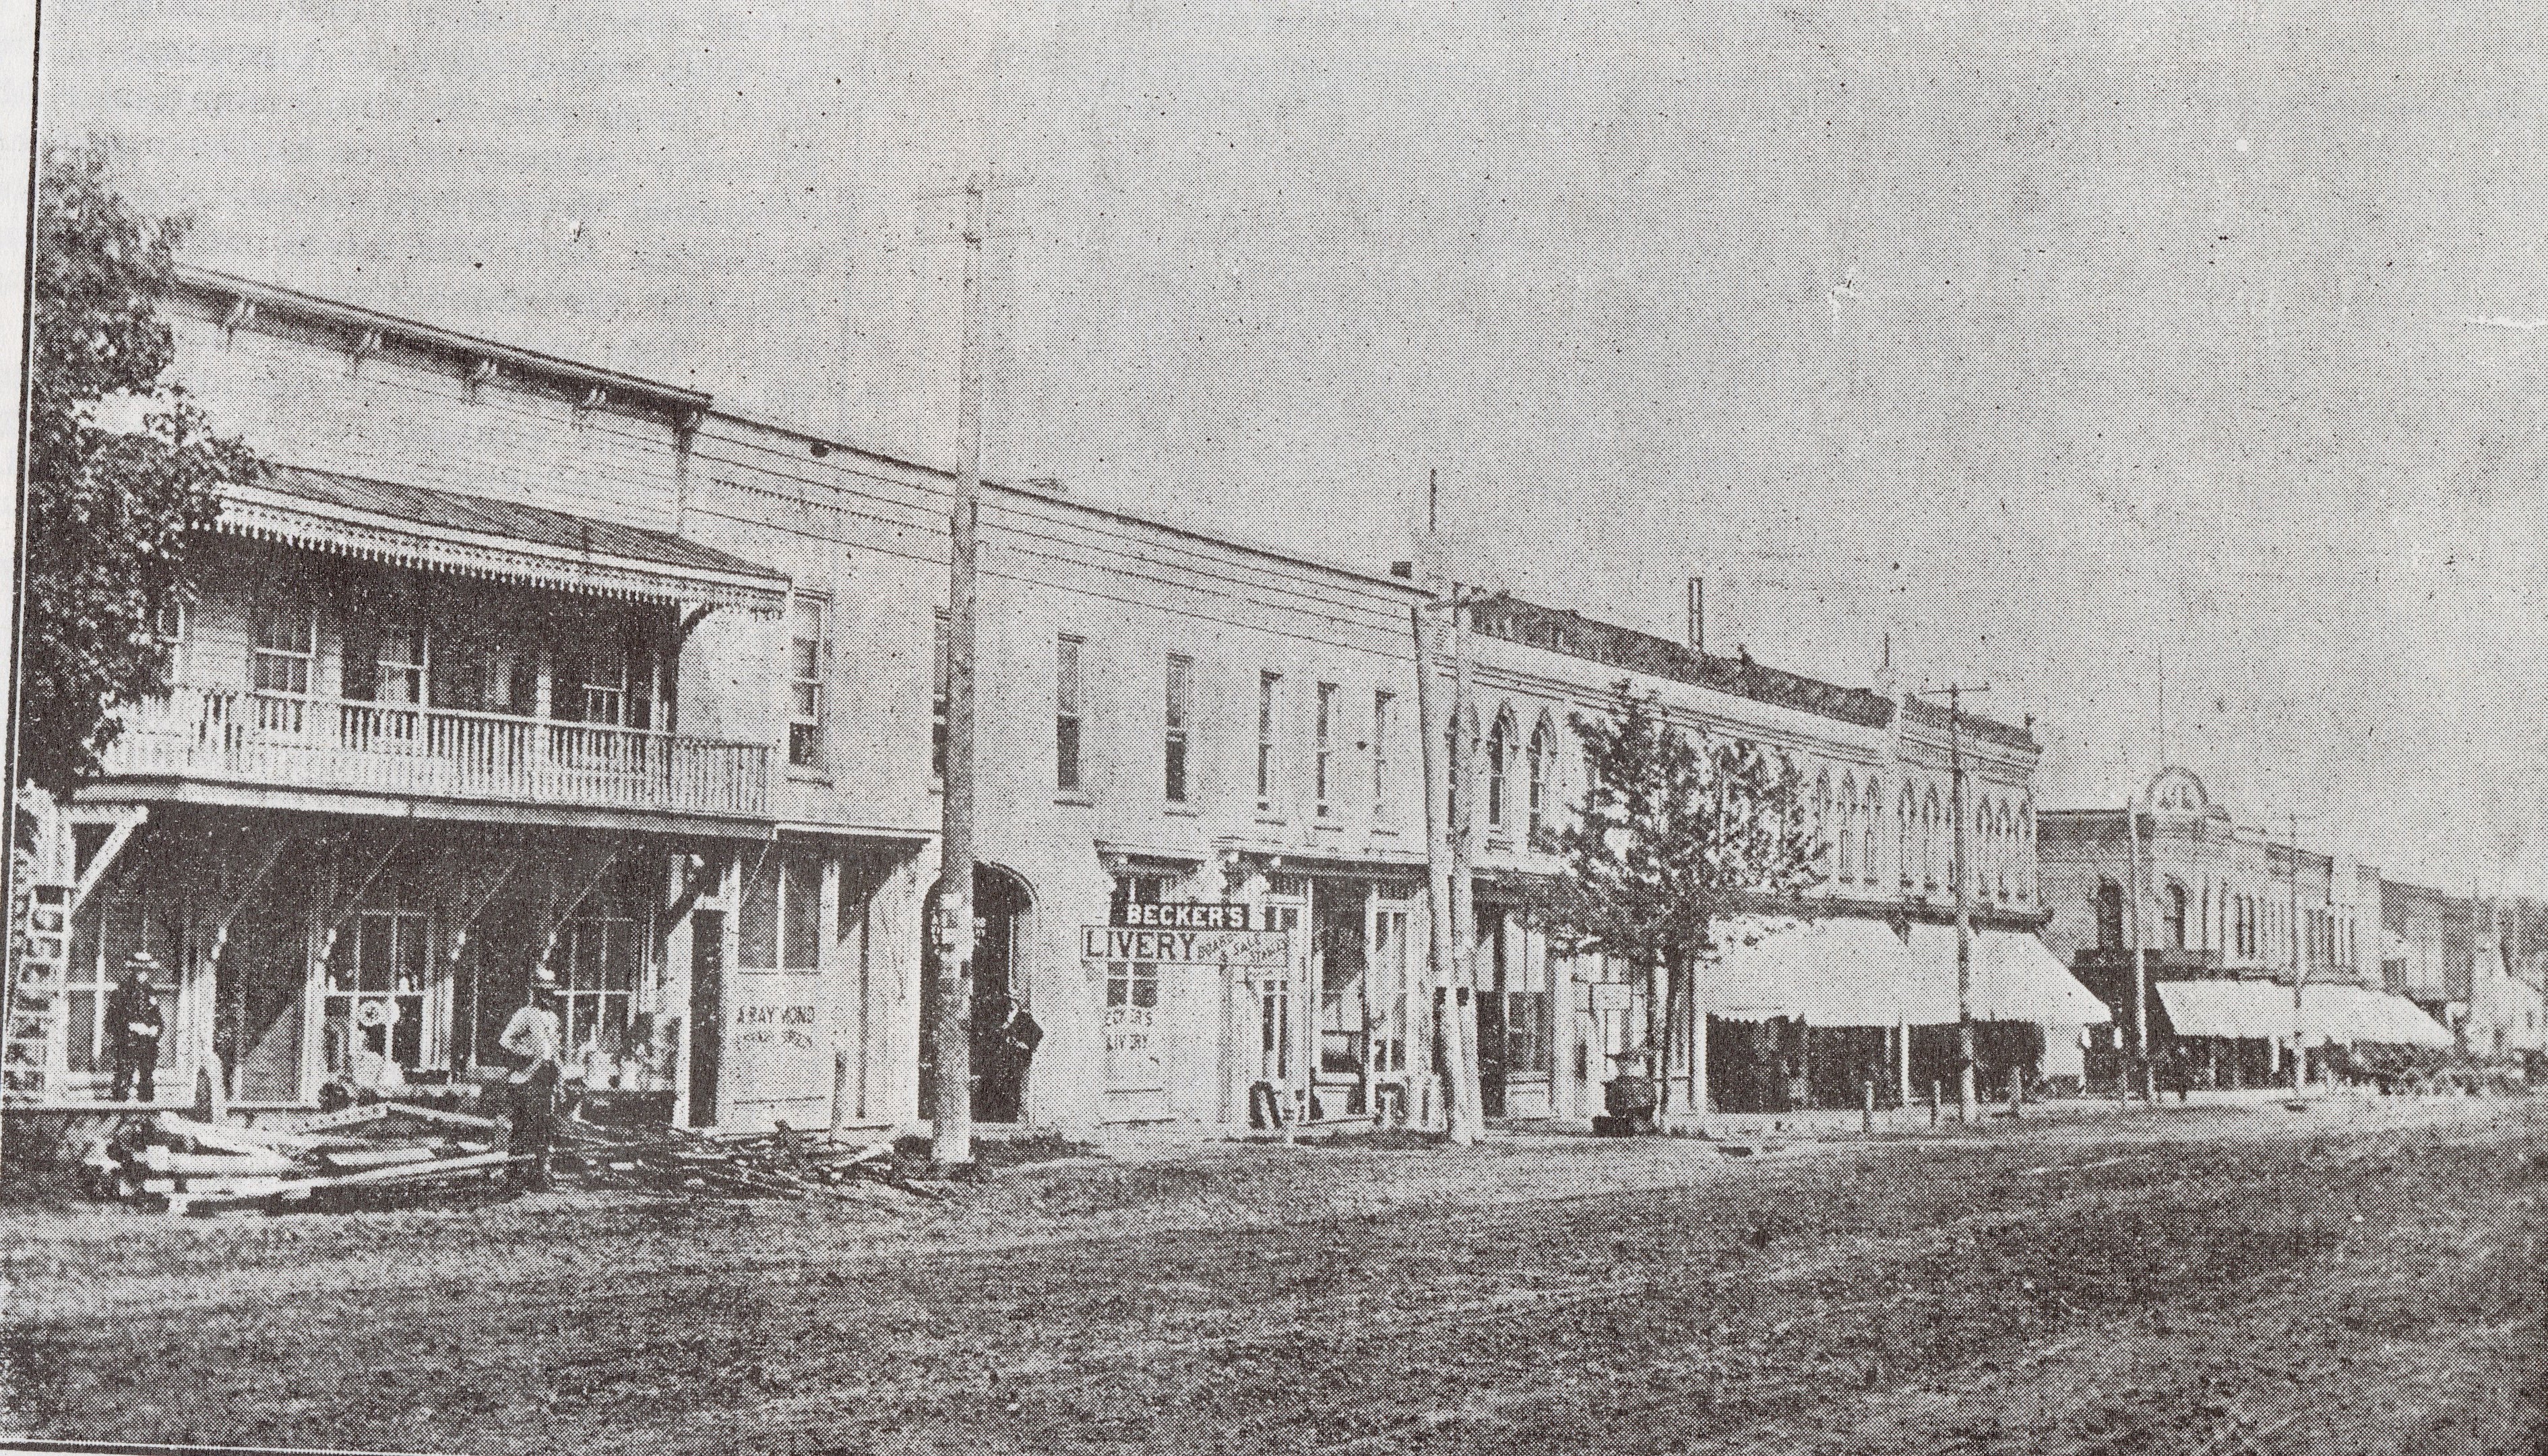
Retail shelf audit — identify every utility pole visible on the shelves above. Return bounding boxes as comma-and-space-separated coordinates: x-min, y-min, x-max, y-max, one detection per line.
2287, 811, 2305, 1098
1412, 586, 1485, 1143
919, 170, 1026, 1170
2125, 790, 2152, 1101
1917, 684, 1987, 1124
1448, 588, 1489, 1141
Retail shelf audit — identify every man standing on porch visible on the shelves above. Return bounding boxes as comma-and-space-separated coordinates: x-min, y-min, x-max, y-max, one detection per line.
500, 968, 565, 1191
106, 952, 164, 1102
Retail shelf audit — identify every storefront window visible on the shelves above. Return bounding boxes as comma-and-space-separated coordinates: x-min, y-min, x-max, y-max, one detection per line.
325, 910, 431, 1084
1104, 959, 1161, 1089
561, 915, 640, 1076
67, 886, 181, 1090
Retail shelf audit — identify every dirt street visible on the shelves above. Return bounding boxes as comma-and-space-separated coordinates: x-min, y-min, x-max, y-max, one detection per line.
4, 1096, 2542, 1455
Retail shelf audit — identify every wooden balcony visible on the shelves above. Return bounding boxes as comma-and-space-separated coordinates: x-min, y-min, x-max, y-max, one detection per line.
101, 686, 770, 820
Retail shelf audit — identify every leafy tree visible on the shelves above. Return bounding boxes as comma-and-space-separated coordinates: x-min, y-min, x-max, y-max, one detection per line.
20, 139, 257, 798
1534, 680, 1820, 1110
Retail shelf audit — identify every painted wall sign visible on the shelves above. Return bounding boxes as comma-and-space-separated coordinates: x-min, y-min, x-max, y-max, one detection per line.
1081, 925, 1291, 968
1111, 901, 1254, 930
1588, 983, 1634, 1013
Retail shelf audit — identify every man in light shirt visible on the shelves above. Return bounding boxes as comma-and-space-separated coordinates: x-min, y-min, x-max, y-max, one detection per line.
499, 967, 564, 1191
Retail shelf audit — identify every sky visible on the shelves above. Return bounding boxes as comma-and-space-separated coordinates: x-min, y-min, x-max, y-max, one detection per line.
28, 0, 2548, 895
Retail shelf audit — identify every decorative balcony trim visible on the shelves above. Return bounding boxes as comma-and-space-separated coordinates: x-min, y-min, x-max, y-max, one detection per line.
102, 685, 772, 821
218, 469, 789, 617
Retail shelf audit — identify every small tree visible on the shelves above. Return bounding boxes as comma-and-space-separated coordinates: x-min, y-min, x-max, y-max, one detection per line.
1534, 681, 1820, 1114
20, 139, 258, 800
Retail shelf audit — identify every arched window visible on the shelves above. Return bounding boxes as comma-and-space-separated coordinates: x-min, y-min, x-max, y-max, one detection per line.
1995, 802, 2013, 901
2095, 877, 2125, 951
1862, 778, 1882, 889
1837, 773, 1858, 882
1923, 786, 1942, 888
1815, 771, 1834, 874
2164, 881, 2187, 949
1485, 706, 1514, 831
1898, 786, 1915, 890
2019, 800, 2034, 903
1526, 716, 1554, 841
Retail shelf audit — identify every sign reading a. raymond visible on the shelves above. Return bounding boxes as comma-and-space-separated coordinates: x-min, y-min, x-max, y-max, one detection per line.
1111, 901, 1253, 930
1081, 925, 1290, 968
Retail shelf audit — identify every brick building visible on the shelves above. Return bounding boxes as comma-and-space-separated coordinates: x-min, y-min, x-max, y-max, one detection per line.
2040, 768, 2449, 1085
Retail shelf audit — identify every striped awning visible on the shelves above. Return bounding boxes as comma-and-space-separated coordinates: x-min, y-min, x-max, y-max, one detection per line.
218, 464, 790, 616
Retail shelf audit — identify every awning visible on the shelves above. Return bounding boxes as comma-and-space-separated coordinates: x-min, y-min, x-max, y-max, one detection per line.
1700, 915, 1954, 1027
2154, 980, 2454, 1048
1974, 930, 2113, 1025
218, 464, 791, 616
1902, 925, 2112, 1026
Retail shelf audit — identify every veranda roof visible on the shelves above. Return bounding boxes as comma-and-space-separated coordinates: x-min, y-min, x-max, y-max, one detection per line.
219, 464, 791, 616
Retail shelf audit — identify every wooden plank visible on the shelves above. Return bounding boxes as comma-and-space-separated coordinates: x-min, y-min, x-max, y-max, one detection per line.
273, 1104, 392, 1133
175, 1151, 522, 1210
142, 1145, 301, 1177
143, 1174, 288, 1197
156, 1111, 361, 1155
317, 1145, 439, 1171
372, 1101, 501, 1131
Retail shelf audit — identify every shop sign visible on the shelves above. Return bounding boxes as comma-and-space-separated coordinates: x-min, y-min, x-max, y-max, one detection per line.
1588, 983, 1634, 1013
734, 1001, 821, 1051
1081, 925, 1291, 968
1111, 901, 1254, 930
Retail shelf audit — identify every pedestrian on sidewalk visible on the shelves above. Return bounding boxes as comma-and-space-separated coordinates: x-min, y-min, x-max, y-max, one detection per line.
500, 967, 565, 1191
106, 952, 164, 1102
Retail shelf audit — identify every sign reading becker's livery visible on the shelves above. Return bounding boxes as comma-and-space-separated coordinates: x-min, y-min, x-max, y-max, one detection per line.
1081, 924, 1291, 969
1110, 900, 1254, 930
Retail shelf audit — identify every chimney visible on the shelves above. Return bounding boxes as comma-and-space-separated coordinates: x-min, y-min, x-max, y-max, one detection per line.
1686, 577, 1704, 655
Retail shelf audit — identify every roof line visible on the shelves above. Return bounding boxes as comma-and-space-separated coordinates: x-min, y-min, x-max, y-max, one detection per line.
174, 265, 715, 414
703, 403, 1433, 600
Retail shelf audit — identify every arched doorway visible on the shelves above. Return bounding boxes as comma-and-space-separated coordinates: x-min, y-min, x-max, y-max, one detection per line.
919, 864, 1034, 1124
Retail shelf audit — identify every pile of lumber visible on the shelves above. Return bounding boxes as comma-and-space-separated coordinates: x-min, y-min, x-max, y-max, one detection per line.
557, 1116, 952, 1201
83, 1102, 522, 1215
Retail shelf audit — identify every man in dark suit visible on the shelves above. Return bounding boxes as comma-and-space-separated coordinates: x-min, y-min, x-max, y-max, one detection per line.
106, 952, 165, 1102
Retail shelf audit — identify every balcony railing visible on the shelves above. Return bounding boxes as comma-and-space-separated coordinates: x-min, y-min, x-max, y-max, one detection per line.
102, 685, 770, 819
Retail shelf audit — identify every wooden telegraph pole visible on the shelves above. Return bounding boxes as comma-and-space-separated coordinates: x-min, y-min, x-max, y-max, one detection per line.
2287, 811, 2305, 1099
2125, 788, 2151, 1101
1917, 684, 1987, 1123
1412, 583, 1487, 1145
921, 170, 1026, 1170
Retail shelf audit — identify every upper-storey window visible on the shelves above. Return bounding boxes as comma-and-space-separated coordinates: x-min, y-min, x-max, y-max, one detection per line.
1485, 707, 1514, 833
1164, 655, 1193, 804
789, 598, 826, 768
1055, 635, 1084, 794
1815, 773, 1834, 876
2095, 879, 2125, 951
1256, 671, 1282, 813
1836, 774, 1857, 883
1922, 786, 1942, 889
252, 599, 314, 697
1314, 682, 1338, 818
1527, 716, 1553, 842
251, 596, 317, 733
557, 634, 650, 730
1371, 689, 1396, 822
